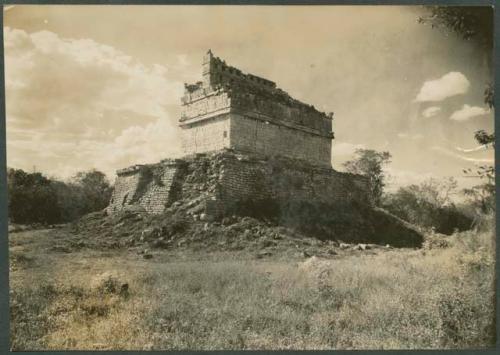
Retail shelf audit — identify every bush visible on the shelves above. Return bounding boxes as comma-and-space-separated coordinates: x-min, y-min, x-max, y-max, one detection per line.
7, 169, 61, 224
383, 178, 473, 234
7, 168, 112, 225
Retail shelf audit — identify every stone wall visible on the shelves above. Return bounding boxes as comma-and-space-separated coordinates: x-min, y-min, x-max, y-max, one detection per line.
180, 115, 231, 155
135, 161, 187, 214
107, 160, 186, 214
108, 150, 368, 218
202, 51, 277, 93
229, 114, 332, 167
180, 90, 231, 120
179, 51, 334, 165
213, 152, 369, 217
107, 151, 424, 246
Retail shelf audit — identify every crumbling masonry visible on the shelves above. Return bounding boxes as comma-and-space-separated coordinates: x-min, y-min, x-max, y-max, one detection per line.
106, 51, 422, 246
108, 50, 358, 215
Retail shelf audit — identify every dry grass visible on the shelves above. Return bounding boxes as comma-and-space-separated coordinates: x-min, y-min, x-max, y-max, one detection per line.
9, 228, 496, 350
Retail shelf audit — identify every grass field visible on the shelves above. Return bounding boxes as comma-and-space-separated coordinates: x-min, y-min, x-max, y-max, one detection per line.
9, 226, 496, 350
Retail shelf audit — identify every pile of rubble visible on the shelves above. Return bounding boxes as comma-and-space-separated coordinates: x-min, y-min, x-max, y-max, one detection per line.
63, 206, 403, 259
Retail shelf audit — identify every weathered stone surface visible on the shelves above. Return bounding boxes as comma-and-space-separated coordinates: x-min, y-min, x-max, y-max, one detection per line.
107, 160, 187, 214
105, 51, 424, 247
179, 50, 334, 166
108, 150, 370, 219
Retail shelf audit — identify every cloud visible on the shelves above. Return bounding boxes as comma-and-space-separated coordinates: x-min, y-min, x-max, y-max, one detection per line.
422, 106, 441, 118
397, 132, 424, 140
4, 27, 189, 179
455, 144, 493, 153
415, 72, 470, 102
385, 167, 435, 192
449, 104, 490, 121
431, 146, 494, 164
332, 141, 365, 156
384, 167, 481, 198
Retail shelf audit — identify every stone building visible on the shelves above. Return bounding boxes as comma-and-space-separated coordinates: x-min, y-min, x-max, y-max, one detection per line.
112, 53, 359, 210
106, 51, 423, 246
180, 50, 334, 166
108, 51, 360, 216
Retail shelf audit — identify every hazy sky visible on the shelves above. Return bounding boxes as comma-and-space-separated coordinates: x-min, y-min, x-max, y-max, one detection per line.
4, 5, 494, 191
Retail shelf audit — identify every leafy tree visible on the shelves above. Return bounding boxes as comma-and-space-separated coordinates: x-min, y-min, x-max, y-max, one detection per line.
72, 169, 113, 215
418, 6, 493, 70
7, 168, 61, 224
343, 149, 392, 205
7, 168, 113, 225
474, 130, 495, 146
462, 165, 495, 215
383, 177, 473, 234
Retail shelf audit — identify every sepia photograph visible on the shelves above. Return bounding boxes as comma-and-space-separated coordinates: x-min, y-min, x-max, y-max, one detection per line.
3, 3, 496, 351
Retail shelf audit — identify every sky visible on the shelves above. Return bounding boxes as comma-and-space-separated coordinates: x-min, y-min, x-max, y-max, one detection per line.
3, 5, 494, 192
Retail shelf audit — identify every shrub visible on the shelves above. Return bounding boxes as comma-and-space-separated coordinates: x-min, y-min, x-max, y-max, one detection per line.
7, 168, 112, 225
383, 178, 473, 234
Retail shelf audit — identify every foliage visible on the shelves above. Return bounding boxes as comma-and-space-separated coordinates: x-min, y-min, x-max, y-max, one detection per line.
71, 170, 113, 215
462, 165, 495, 220
418, 6, 493, 55
483, 84, 494, 109
383, 177, 473, 234
7, 168, 112, 225
343, 149, 391, 205
7, 169, 61, 224
474, 130, 495, 146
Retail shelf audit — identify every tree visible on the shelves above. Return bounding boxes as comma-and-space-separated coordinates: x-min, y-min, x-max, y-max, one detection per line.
343, 149, 392, 205
7, 168, 61, 224
383, 177, 473, 234
7, 168, 113, 225
418, 6, 493, 71
72, 169, 113, 214
462, 164, 495, 215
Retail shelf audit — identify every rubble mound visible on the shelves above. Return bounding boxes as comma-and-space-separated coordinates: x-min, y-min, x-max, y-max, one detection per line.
102, 150, 423, 251
67, 197, 423, 256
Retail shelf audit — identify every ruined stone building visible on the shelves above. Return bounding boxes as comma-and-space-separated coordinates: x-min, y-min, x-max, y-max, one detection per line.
108, 50, 366, 217
180, 50, 334, 166
107, 50, 422, 246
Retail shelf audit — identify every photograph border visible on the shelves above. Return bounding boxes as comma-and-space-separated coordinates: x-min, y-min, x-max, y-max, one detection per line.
0, 0, 498, 354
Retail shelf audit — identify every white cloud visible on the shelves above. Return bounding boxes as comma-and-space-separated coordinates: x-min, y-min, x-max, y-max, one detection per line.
422, 106, 441, 118
455, 144, 493, 153
449, 104, 490, 121
4, 27, 190, 179
431, 146, 494, 164
415, 72, 470, 102
331, 141, 366, 170
385, 167, 435, 192
384, 167, 481, 199
397, 132, 424, 140
332, 141, 365, 156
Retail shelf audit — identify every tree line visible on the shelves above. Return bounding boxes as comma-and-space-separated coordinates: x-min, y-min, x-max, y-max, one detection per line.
7, 168, 112, 225
344, 148, 494, 234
